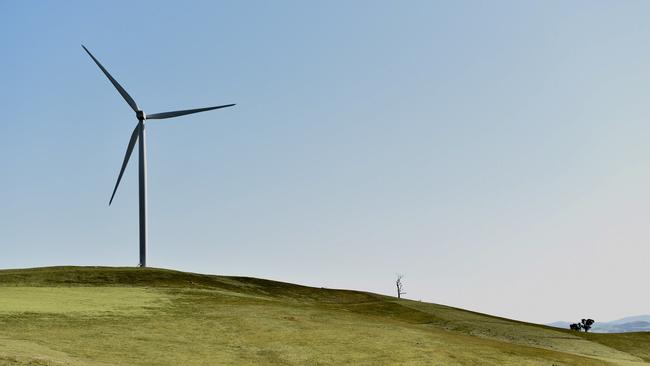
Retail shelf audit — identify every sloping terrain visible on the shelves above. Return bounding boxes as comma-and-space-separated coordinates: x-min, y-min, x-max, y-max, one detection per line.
0, 267, 648, 365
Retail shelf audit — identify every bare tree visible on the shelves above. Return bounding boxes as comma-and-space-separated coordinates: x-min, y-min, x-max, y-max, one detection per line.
396, 274, 406, 299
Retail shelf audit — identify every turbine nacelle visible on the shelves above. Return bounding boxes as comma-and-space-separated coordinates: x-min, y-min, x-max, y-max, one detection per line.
136, 110, 146, 121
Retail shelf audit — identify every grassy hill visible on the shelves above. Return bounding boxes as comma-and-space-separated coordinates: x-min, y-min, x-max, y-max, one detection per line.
0, 267, 648, 365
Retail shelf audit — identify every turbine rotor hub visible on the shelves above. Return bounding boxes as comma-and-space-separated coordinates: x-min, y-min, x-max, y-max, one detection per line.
136, 110, 146, 120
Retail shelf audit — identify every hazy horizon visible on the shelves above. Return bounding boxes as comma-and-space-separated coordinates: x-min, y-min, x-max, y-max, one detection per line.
2, 1, 649, 324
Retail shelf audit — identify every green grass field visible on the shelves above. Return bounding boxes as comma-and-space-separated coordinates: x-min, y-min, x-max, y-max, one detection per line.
0, 267, 647, 365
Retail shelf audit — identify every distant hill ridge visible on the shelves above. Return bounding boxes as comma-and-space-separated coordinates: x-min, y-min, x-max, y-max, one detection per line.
548, 315, 650, 333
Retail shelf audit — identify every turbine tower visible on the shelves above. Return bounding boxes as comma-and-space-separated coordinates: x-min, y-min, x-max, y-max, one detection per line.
82, 45, 235, 267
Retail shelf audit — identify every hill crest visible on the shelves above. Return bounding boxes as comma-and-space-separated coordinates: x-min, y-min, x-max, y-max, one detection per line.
0, 266, 649, 365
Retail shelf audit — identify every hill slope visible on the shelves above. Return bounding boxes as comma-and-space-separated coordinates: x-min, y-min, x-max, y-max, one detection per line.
0, 267, 648, 365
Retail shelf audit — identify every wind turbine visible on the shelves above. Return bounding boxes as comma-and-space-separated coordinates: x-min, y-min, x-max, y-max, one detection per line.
82, 45, 235, 267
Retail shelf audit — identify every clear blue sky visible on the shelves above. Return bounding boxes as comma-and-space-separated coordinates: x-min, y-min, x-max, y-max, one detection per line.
2, 1, 649, 324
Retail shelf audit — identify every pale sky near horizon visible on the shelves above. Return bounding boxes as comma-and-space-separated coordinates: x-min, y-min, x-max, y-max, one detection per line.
1, 1, 649, 324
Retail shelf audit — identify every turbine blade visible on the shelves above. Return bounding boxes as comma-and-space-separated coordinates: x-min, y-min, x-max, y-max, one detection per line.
82, 45, 139, 112
146, 104, 235, 120
109, 124, 140, 205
